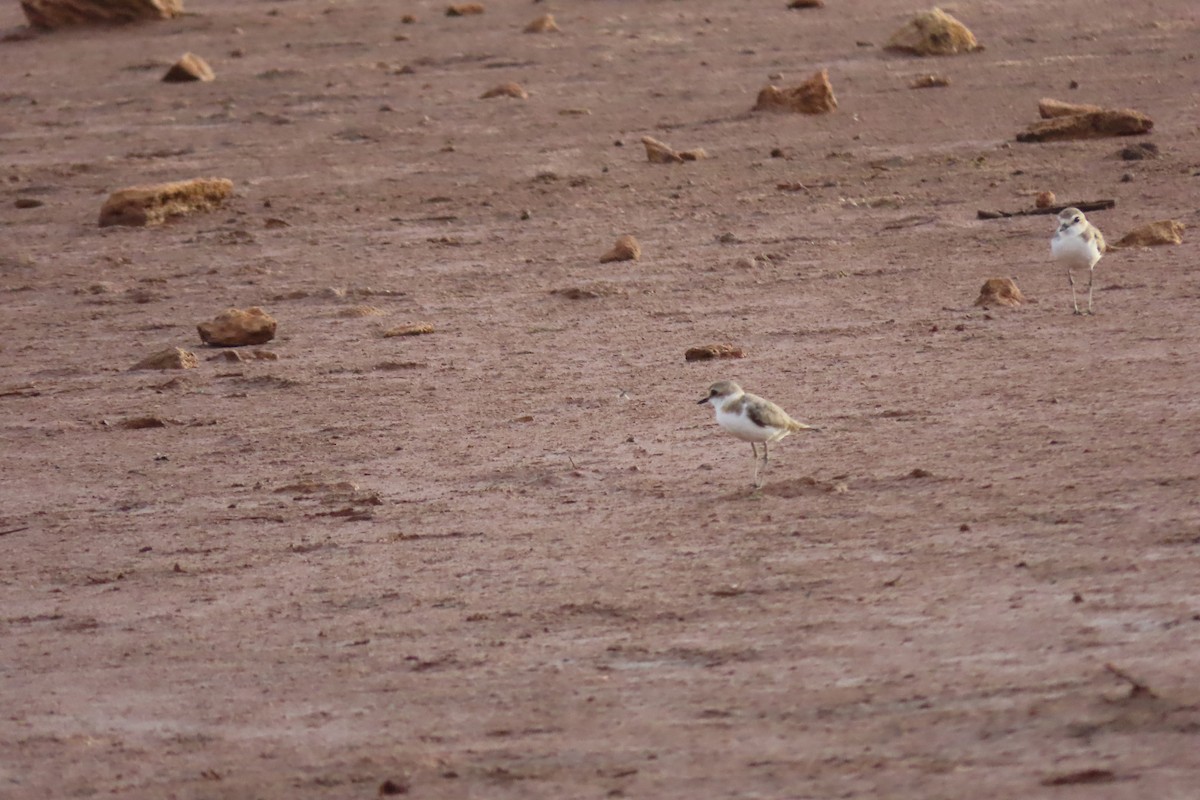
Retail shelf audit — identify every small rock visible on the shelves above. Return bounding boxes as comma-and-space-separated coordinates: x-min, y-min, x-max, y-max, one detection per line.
1038, 98, 1104, 118
197, 306, 277, 347
974, 277, 1026, 308
685, 344, 746, 361
524, 13, 559, 32
162, 52, 214, 83
481, 82, 528, 100
909, 74, 950, 89
753, 69, 837, 114
1034, 191, 1056, 209
379, 778, 409, 796
885, 8, 981, 56
1112, 220, 1184, 248
132, 347, 198, 370
641, 135, 708, 164
445, 3, 484, 16
787, 0, 824, 7
20, 0, 182, 29
14, 197, 44, 209
1017, 104, 1153, 143
338, 304, 384, 318
99, 177, 233, 227
383, 323, 435, 337
119, 416, 169, 430
401, 14, 416, 23
1119, 142, 1159, 160
599, 234, 641, 263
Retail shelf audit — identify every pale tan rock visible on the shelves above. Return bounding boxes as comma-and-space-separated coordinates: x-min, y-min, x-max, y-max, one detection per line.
974, 278, 1026, 308
445, 3, 484, 16
600, 235, 641, 263
753, 70, 837, 114
524, 13, 559, 33
98, 177, 233, 227
642, 136, 683, 164
197, 307, 277, 347
885, 8, 981, 56
1038, 98, 1105, 119
481, 82, 528, 100
910, 74, 950, 89
162, 52, 214, 83
1035, 191, 1056, 209
685, 344, 746, 361
20, 0, 182, 28
132, 347, 198, 370
383, 323, 435, 337
1017, 109, 1153, 142
1112, 220, 1184, 248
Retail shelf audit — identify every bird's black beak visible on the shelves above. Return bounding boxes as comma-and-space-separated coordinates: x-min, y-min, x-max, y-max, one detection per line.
697, 397, 709, 405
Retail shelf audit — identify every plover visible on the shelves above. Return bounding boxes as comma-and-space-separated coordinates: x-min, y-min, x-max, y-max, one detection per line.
698, 380, 818, 488
1050, 207, 1106, 315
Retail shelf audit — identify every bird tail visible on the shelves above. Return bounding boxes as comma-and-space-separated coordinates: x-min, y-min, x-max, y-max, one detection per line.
789, 420, 819, 433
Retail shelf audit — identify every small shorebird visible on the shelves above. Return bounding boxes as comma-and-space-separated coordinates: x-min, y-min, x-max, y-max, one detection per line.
698, 380, 818, 488
1050, 207, 1106, 315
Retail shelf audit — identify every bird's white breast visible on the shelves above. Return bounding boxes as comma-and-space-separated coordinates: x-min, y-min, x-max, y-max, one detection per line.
1051, 230, 1102, 269
715, 404, 779, 443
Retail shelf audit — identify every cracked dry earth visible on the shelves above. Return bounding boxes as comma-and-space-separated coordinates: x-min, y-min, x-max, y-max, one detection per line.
2, 0, 1200, 798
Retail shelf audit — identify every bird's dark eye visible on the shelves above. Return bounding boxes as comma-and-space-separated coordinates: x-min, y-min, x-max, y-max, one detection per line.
1072, 216, 1080, 223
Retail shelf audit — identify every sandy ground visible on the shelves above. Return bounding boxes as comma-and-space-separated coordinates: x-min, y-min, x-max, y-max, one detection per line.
2, 0, 1200, 797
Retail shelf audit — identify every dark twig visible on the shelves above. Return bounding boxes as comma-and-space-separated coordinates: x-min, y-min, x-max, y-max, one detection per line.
0, 526, 30, 537
977, 198, 1115, 220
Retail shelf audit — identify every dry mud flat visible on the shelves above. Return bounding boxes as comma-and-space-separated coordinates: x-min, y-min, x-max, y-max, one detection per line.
2, 0, 1200, 798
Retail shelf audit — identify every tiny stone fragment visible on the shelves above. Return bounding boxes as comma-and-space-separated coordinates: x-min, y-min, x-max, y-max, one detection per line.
445, 3, 484, 16
162, 52, 214, 83
1119, 142, 1159, 160
600, 235, 641, 263
132, 347, 198, 370
99, 177, 233, 227
1112, 220, 1184, 248
974, 277, 1026, 308
685, 344, 746, 361
885, 8, 981, 56
909, 74, 950, 89
753, 69, 837, 114
383, 323, 435, 337
481, 82, 528, 100
524, 13, 559, 32
197, 306, 277, 347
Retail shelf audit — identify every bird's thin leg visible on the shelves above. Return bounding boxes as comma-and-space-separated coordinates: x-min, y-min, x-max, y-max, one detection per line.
1085, 267, 1095, 315
750, 443, 761, 488
1067, 269, 1081, 315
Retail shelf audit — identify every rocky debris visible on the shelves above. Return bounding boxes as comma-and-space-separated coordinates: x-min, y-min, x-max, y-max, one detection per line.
132, 347, 198, 370
197, 307, 277, 347
753, 70, 837, 114
524, 13, 559, 33
1035, 191, 1056, 209
641, 135, 708, 164
1112, 220, 1185, 248
383, 322, 435, 337
685, 344, 747, 361
162, 52, 214, 83
481, 82, 528, 100
910, 74, 950, 89
974, 277, 1026, 308
1119, 142, 1159, 160
14, 197, 44, 208
885, 8, 980, 56
787, 0, 824, 7
600, 235, 641, 263
401, 13, 416, 23
1017, 101, 1153, 142
445, 3, 483, 17
338, 304, 384, 318
98, 177, 233, 227
119, 416, 169, 430
1038, 98, 1104, 118
20, 0, 182, 29
551, 283, 623, 299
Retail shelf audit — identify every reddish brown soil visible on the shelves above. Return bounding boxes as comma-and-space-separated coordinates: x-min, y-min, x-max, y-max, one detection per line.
3, 1, 1200, 798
